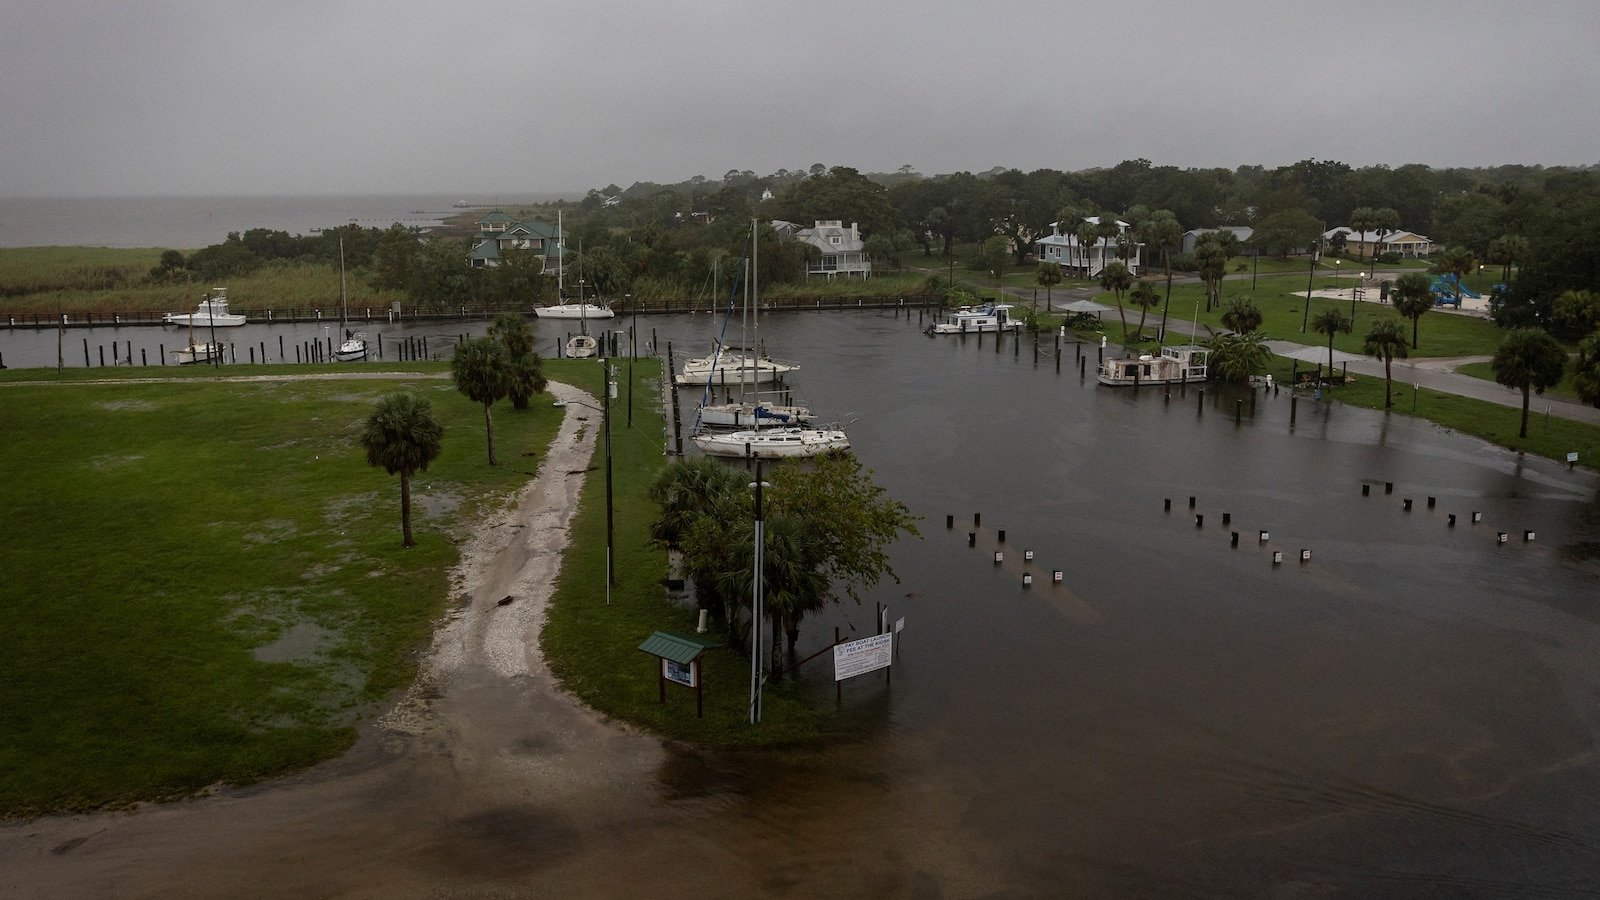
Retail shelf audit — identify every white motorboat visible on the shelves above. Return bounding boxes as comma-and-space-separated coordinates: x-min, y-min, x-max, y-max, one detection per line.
676, 347, 797, 386
535, 302, 615, 320
926, 302, 1020, 335
1097, 345, 1208, 386
172, 342, 223, 365
565, 333, 598, 358
164, 288, 245, 327
691, 426, 850, 459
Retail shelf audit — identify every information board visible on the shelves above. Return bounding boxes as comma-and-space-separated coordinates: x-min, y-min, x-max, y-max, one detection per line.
663, 658, 696, 688
833, 633, 893, 681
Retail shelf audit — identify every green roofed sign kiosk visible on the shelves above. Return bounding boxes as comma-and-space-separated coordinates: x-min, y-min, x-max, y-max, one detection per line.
638, 631, 720, 718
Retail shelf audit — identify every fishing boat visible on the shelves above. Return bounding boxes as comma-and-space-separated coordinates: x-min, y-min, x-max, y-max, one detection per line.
163, 287, 246, 327
333, 235, 367, 361
1096, 345, 1208, 386
926, 302, 1020, 335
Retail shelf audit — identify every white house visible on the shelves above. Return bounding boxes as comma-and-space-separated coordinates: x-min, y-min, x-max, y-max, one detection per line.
793, 220, 872, 280
1323, 227, 1434, 259
1033, 217, 1142, 277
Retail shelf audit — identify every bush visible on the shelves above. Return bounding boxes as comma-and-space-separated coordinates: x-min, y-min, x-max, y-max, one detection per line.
1169, 252, 1197, 273
1376, 251, 1402, 264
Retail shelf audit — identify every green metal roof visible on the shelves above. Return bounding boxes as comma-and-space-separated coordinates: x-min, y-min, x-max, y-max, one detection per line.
638, 631, 720, 664
477, 210, 516, 224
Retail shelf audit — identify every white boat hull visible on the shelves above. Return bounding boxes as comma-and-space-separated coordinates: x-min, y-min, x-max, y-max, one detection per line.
335, 337, 368, 362
675, 354, 797, 386
535, 303, 614, 320
163, 313, 247, 327
565, 335, 598, 359
172, 343, 223, 365
698, 402, 812, 428
692, 427, 850, 459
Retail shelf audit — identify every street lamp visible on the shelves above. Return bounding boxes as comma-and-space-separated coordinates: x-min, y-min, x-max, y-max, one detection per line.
748, 462, 768, 724
1353, 271, 1366, 321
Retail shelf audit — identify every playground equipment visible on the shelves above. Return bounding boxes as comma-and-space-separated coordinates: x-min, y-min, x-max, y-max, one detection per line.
1430, 273, 1480, 307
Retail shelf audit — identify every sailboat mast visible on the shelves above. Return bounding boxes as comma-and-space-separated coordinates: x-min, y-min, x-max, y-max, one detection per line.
338, 233, 349, 334
557, 210, 564, 300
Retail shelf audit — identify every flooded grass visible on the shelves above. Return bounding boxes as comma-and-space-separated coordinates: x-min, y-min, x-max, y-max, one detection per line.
0, 365, 564, 815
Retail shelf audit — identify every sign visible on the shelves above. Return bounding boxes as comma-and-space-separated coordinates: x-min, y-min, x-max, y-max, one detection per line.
894, 617, 905, 634
834, 633, 893, 682
1569, 452, 1580, 463
663, 658, 696, 688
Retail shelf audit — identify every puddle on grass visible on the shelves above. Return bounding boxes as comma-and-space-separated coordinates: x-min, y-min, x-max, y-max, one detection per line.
413, 490, 461, 519
253, 621, 338, 663
87, 454, 145, 472
95, 399, 157, 412
241, 519, 298, 544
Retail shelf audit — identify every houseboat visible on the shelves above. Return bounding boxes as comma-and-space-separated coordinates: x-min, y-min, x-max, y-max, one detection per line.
1097, 345, 1208, 387
927, 303, 1021, 335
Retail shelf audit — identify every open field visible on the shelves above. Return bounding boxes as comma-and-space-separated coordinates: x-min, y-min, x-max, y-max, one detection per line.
0, 364, 575, 815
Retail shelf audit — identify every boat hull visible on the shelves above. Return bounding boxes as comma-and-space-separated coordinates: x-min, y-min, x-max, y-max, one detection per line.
335, 338, 367, 362
163, 314, 247, 327
698, 402, 812, 428
691, 427, 850, 459
565, 335, 598, 359
535, 304, 614, 320
172, 343, 223, 365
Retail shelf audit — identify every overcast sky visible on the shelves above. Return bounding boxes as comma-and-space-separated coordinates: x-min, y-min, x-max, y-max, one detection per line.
5, 0, 1596, 198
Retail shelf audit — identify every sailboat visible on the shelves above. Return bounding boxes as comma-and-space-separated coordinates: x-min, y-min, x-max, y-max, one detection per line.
171, 303, 222, 364
536, 211, 613, 320
697, 255, 813, 427
564, 279, 599, 359
690, 222, 849, 460
334, 234, 368, 362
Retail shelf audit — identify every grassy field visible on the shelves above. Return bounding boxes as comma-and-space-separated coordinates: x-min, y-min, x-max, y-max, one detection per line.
1455, 360, 1585, 402
540, 364, 832, 747
0, 363, 574, 815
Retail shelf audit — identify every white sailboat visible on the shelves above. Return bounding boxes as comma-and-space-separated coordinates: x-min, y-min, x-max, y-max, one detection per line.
691, 222, 849, 460
537, 212, 614, 319
334, 234, 367, 362
564, 279, 599, 359
171, 306, 222, 365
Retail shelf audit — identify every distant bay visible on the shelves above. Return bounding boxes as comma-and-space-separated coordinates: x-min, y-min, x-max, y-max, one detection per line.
0, 193, 571, 250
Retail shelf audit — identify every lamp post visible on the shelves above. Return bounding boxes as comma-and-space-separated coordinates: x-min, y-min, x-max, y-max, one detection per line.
1353, 271, 1365, 322
602, 361, 615, 591
1301, 234, 1322, 333
749, 462, 767, 724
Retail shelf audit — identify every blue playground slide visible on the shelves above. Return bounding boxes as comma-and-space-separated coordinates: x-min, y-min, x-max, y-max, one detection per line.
1431, 274, 1480, 301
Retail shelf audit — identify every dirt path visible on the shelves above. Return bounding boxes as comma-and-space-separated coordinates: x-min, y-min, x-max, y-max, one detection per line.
0, 379, 672, 897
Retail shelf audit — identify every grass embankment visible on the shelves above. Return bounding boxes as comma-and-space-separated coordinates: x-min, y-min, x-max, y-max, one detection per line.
0, 365, 563, 816
1454, 360, 1587, 403
540, 363, 829, 747
1256, 356, 1600, 465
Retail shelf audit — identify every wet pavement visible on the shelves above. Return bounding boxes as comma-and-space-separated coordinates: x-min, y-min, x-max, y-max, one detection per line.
4, 310, 1600, 897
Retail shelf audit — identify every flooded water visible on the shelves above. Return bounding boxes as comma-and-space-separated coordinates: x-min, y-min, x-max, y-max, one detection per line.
6, 309, 1600, 897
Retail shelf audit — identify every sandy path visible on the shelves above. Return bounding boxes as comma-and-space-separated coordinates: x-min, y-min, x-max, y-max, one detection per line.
0, 380, 671, 897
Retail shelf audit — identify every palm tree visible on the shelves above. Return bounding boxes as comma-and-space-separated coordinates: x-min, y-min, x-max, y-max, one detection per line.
1391, 271, 1434, 349
487, 313, 545, 409
361, 392, 444, 548
1128, 280, 1160, 339
716, 514, 830, 677
1194, 235, 1231, 313
1074, 217, 1102, 278
450, 336, 510, 465
1035, 262, 1062, 311
1363, 318, 1409, 407
1492, 327, 1567, 438
1098, 261, 1134, 339
1573, 332, 1600, 409
1311, 309, 1352, 377
1372, 207, 1401, 260
1431, 246, 1475, 307
1348, 206, 1379, 264
1486, 234, 1529, 284
1136, 209, 1182, 340
1220, 297, 1263, 334
1207, 332, 1272, 384
650, 457, 747, 547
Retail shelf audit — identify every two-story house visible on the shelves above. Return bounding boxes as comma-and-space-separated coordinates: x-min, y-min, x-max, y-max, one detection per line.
1033, 217, 1141, 277
466, 210, 562, 274
793, 220, 872, 280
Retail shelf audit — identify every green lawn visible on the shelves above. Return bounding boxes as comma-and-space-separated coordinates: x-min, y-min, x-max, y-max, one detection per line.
1455, 360, 1585, 403
0, 363, 569, 815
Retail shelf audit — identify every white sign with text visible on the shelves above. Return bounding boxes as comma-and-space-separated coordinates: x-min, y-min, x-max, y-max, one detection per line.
833, 633, 893, 681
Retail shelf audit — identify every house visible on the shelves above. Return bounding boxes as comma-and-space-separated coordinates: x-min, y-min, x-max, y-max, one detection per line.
1181, 226, 1254, 255
1033, 217, 1142, 277
793, 220, 872, 280
1323, 227, 1433, 259
466, 211, 562, 274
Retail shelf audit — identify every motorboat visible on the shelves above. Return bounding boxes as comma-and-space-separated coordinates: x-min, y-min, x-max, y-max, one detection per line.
163, 288, 245, 327
172, 342, 223, 365
926, 302, 1020, 335
691, 426, 850, 459
1097, 345, 1208, 386
565, 333, 598, 359
534, 302, 615, 320
676, 347, 797, 386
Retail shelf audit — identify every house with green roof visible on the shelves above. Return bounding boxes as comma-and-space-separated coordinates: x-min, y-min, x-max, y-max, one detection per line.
467, 211, 563, 274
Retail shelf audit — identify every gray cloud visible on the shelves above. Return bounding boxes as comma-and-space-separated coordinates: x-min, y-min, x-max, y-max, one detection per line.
4, 0, 1597, 198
